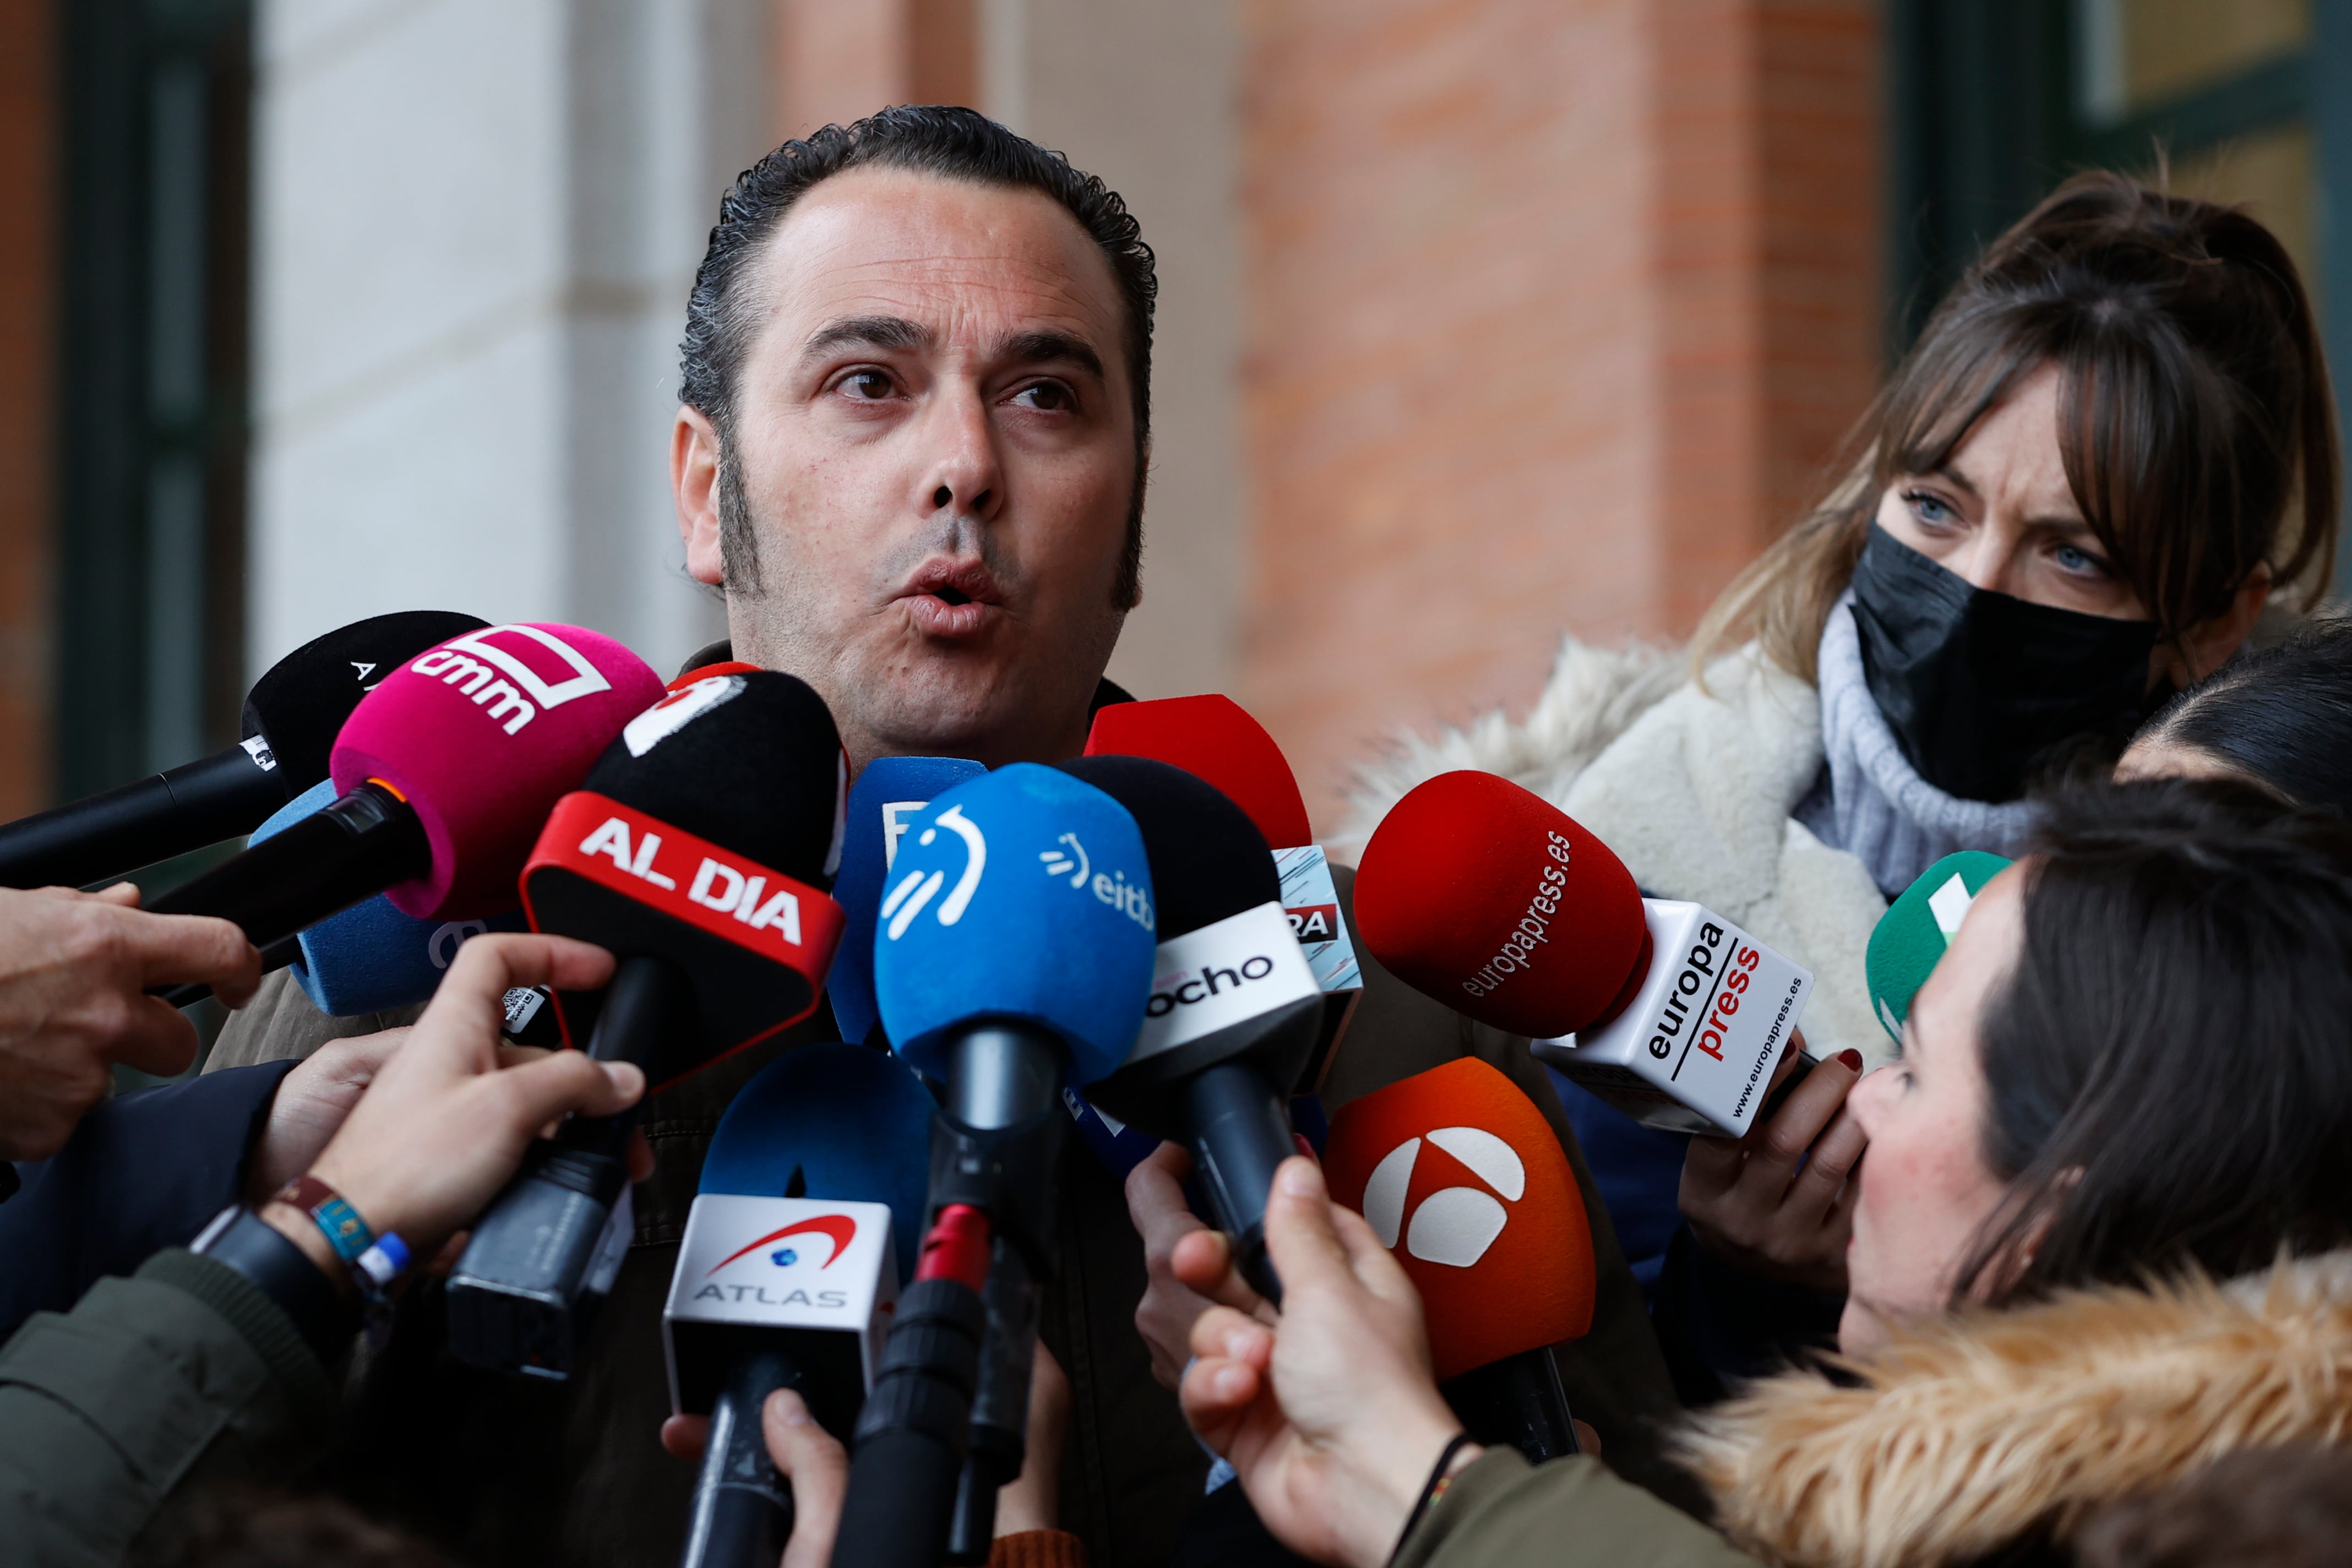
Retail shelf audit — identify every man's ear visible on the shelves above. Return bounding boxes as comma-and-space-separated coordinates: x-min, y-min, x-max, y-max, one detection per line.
673, 405, 726, 587
2159, 564, 2271, 688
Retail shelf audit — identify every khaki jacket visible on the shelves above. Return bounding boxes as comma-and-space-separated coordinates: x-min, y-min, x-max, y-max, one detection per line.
1397, 1251, 2352, 1568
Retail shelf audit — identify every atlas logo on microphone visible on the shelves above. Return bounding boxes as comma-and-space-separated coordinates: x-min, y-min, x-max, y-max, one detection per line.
1360, 1128, 1526, 1267
407, 624, 614, 736
684, 1207, 870, 1311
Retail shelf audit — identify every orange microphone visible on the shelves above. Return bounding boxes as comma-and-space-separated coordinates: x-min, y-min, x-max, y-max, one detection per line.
1324, 1057, 1593, 1460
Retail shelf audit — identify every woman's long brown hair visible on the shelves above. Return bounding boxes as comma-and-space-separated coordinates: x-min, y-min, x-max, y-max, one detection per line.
1691, 171, 2340, 682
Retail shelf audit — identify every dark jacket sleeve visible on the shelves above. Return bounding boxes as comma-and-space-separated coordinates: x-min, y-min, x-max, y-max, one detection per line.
1649, 1226, 1844, 1409
1396, 1450, 1755, 1568
0, 1248, 340, 1567
0, 1061, 298, 1342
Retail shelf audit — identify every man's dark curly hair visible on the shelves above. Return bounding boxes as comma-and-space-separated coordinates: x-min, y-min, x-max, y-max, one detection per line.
679, 105, 1157, 608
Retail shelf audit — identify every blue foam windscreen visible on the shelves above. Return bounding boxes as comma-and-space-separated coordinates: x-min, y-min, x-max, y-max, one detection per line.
251, 780, 524, 1015
701, 1042, 938, 1282
873, 763, 1157, 1086
827, 757, 986, 1048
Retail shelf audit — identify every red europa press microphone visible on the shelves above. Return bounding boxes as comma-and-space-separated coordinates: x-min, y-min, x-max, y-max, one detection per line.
1353, 771, 1815, 1138
1083, 693, 1362, 1091
146, 623, 665, 947
1324, 1057, 1593, 1460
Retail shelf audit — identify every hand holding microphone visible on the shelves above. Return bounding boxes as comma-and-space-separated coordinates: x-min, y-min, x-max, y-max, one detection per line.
264, 932, 644, 1282
0, 884, 259, 1159
447, 669, 848, 1378
1676, 1036, 1867, 1290
1178, 1156, 1473, 1568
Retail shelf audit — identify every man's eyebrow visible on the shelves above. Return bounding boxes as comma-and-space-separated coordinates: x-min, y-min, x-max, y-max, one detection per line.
995, 330, 1105, 380
799, 315, 932, 360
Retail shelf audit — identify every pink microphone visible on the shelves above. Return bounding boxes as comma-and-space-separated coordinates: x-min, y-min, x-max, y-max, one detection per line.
148, 623, 663, 948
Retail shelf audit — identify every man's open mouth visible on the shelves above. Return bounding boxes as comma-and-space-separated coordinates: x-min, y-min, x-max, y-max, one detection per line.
897, 559, 1002, 637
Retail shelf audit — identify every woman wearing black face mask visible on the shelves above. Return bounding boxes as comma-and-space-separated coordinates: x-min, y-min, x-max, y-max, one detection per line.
1343, 172, 2340, 1331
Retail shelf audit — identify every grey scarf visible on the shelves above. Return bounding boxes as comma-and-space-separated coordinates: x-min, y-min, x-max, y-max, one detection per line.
1795, 595, 2039, 897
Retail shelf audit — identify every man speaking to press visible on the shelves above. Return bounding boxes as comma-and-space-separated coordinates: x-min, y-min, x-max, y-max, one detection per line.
208, 107, 1682, 1564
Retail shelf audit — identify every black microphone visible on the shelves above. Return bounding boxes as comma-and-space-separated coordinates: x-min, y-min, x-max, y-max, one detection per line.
446, 671, 849, 1379
0, 611, 487, 891
140, 623, 662, 962
1057, 755, 1325, 1304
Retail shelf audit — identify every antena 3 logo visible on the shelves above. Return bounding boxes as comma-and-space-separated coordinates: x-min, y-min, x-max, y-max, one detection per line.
1360, 1127, 1525, 1267
409, 625, 613, 736
1040, 832, 1153, 930
1323, 1057, 1596, 1380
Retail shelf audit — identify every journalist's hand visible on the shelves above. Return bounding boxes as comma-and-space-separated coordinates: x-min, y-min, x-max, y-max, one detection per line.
245, 1028, 412, 1202
270, 934, 638, 1264
1128, 1141, 1268, 1389
1679, 1036, 1868, 1291
1176, 1157, 1471, 1568
0, 883, 260, 1159
658, 1340, 1069, 1541
763, 1388, 848, 1568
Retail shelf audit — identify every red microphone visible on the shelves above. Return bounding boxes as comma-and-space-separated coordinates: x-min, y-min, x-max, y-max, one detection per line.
1354, 771, 1815, 1137
1324, 1057, 1592, 1458
1085, 694, 1310, 849
1083, 694, 1359, 1093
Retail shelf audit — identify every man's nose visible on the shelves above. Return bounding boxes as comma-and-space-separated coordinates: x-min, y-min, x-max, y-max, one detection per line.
921, 385, 1001, 520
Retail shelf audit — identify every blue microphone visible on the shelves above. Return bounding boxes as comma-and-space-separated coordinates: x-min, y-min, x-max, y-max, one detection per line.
828, 757, 985, 1048
250, 780, 525, 1015
669, 1042, 938, 1568
837, 764, 1157, 1568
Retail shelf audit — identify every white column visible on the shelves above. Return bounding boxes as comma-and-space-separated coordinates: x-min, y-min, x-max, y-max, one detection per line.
249, 0, 762, 682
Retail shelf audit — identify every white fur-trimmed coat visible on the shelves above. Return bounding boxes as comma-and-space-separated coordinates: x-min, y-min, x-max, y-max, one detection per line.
1338, 638, 1895, 1069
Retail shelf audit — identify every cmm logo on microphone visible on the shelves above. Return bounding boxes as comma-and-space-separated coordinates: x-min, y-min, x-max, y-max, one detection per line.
409, 624, 613, 737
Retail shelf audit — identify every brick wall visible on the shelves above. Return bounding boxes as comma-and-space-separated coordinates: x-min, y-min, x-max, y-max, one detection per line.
1238, 0, 1880, 833
0, 0, 50, 817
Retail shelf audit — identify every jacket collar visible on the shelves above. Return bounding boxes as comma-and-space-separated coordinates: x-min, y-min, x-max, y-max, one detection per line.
1676, 1251, 2352, 1568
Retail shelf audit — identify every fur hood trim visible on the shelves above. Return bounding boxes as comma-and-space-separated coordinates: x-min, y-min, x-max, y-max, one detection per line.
1337, 638, 1684, 859
1676, 1253, 2352, 1568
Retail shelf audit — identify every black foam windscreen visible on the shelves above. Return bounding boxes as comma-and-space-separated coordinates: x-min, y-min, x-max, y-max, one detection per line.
580, 670, 843, 886
242, 610, 490, 797
1053, 754, 1275, 937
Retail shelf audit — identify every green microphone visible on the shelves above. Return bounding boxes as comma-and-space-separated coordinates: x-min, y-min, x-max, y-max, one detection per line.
1865, 852, 2012, 1043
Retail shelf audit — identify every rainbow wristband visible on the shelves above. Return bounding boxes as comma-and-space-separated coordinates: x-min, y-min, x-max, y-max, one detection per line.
275, 1176, 409, 1301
